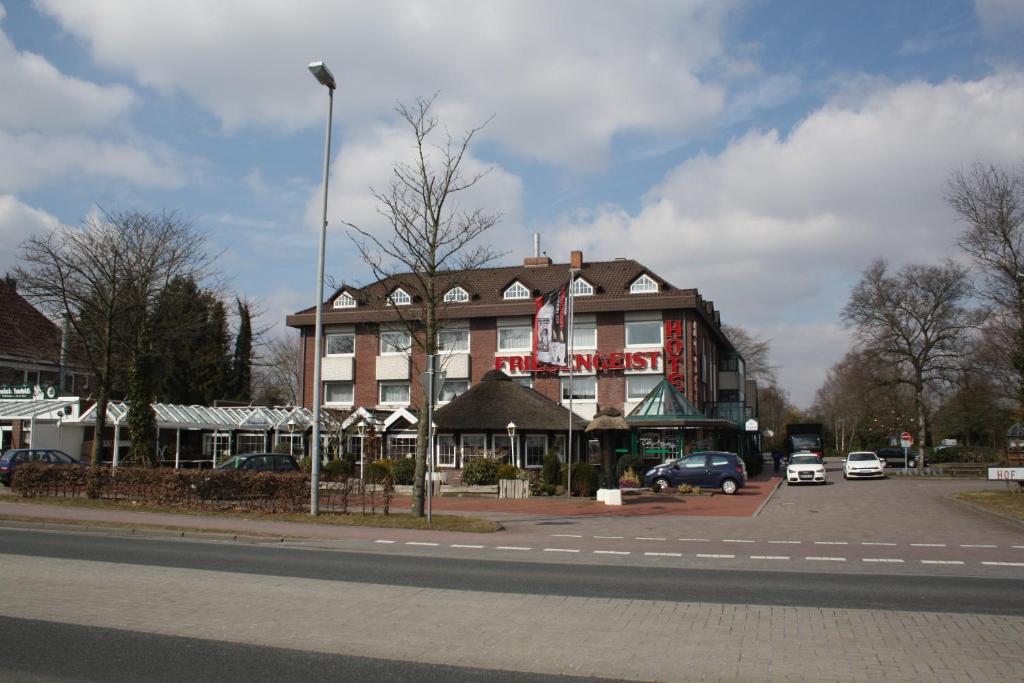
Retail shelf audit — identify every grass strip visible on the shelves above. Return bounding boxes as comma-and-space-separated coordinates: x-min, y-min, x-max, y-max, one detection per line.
954, 490, 1024, 521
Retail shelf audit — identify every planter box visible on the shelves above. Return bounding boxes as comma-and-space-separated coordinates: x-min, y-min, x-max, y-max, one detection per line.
499, 478, 529, 499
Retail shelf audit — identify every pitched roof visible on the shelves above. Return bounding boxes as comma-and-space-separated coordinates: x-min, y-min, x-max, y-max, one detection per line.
0, 279, 61, 365
434, 370, 587, 432
626, 378, 737, 429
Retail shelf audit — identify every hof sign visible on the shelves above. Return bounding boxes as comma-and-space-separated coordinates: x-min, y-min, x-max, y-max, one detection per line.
988, 468, 1024, 482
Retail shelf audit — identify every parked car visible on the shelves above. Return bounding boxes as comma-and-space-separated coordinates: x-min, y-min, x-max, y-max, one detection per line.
786, 453, 827, 485
644, 451, 746, 494
843, 451, 885, 479
0, 448, 85, 486
876, 447, 923, 468
216, 453, 300, 473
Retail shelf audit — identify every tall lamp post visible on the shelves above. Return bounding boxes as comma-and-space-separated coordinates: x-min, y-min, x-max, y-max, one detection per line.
307, 60, 336, 517
357, 423, 366, 493
507, 422, 517, 468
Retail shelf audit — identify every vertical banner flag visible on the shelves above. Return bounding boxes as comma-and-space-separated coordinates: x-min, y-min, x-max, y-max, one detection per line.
534, 284, 569, 368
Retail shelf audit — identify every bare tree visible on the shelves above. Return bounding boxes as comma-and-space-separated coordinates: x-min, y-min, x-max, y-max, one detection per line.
842, 259, 982, 470
948, 162, 1024, 413
16, 210, 210, 466
722, 324, 779, 385
347, 94, 501, 517
253, 333, 302, 406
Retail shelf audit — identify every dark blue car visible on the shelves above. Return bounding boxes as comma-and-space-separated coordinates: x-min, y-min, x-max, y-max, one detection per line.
0, 448, 84, 486
643, 451, 747, 494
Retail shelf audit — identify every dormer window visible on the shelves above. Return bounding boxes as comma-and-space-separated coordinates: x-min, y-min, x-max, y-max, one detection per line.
571, 278, 594, 296
630, 274, 658, 294
444, 287, 469, 303
332, 292, 356, 309
504, 281, 530, 300
388, 288, 411, 306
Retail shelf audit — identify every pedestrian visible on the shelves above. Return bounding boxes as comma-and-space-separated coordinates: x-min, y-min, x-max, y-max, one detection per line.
772, 450, 783, 474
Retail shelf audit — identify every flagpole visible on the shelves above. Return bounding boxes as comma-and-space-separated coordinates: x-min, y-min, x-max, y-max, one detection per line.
567, 263, 575, 498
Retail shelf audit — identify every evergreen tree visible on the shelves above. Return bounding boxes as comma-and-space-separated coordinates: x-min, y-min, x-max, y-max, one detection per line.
126, 315, 158, 466
230, 298, 253, 402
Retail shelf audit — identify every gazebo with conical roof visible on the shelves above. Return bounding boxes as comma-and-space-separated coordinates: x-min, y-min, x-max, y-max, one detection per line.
626, 378, 738, 462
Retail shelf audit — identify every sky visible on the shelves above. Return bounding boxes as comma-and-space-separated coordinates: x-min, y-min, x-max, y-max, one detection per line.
1, 0, 1023, 408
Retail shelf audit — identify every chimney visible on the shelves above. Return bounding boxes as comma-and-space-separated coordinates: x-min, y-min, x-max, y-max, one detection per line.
3, 274, 15, 291
570, 250, 583, 270
523, 232, 552, 267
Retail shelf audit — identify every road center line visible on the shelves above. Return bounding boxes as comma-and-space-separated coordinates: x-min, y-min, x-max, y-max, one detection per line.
406, 542, 439, 547
911, 543, 947, 547
767, 540, 801, 544
960, 544, 997, 548
551, 534, 582, 538
862, 542, 898, 546
450, 544, 484, 549
921, 560, 964, 565
496, 546, 531, 551
544, 548, 580, 553
645, 552, 682, 557
982, 561, 1024, 567
593, 550, 630, 555
722, 539, 756, 543
678, 538, 710, 542
374, 540, 396, 544
751, 555, 790, 560
696, 553, 735, 559
635, 537, 668, 541
863, 558, 904, 563
594, 536, 624, 539
814, 541, 848, 545
1013, 546, 1024, 549
806, 556, 846, 562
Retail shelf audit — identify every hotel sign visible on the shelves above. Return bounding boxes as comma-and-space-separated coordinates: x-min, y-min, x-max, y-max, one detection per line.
495, 351, 661, 374
664, 319, 685, 392
0, 384, 57, 400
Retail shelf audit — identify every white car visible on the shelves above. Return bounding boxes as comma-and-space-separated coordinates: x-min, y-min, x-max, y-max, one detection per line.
844, 451, 885, 479
786, 453, 826, 485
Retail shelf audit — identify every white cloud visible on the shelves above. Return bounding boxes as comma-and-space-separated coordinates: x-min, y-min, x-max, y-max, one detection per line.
541, 72, 1024, 405
975, 0, 1024, 35
35, 0, 737, 169
0, 195, 60, 274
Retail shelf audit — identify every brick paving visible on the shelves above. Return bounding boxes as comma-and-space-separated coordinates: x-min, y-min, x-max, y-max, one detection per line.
2, 553, 1023, 682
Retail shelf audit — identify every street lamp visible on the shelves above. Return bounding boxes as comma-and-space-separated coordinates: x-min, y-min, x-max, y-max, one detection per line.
357, 423, 366, 493
287, 417, 296, 457
507, 421, 516, 468
307, 59, 336, 517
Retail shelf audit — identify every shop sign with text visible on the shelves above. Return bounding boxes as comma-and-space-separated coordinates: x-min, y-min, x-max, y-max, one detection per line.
664, 319, 685, 392
0, 384, 57, 400
495, 351, 661, 374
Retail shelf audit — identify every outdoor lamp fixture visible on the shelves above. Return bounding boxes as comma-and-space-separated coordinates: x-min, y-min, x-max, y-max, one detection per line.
287, 417, 296, 457
307, 59, 336, 517
507, 421, 516, 467
357, 423, 366, 492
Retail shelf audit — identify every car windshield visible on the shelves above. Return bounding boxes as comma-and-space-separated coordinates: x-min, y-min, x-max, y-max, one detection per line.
217, 456, 247, 470
790, 455, 819, 465
848, 453, 876, 461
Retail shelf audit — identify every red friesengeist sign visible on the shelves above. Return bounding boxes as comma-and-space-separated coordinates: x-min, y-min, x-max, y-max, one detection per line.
495, 351, 661, 374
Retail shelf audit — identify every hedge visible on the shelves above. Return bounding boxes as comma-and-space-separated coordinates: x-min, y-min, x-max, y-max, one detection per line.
391, 457, 416, 485
461, 458, 499, 486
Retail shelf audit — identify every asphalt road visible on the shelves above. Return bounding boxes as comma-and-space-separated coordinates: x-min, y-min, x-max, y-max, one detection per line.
4, 527, 1024, 616
0, 615, 628, 683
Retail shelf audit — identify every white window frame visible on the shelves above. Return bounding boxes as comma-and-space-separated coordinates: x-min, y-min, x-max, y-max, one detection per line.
236, 432, 265, 454
630, 274, 658, 294
387, 433, 418, 459
443, 287, 469, 303
326, 332, 354, 356
625, 320, 663, 347
379, 330, 411, 355
493, 434, 513, 462
552, 434, 566, 461
436, 434, 457, 468
571, 323, 596, 349
561, 376, 597, 401
523, 434, 547, 468
503, 281, 530, 300
461, 433, 487, 460
571, 278, 594, 296
324, 381, 354, 405
498, 325, 532, 351
276, 432, 304, 457
626, 374, 661, 400
388, 288, 411, 306
437, 327, 470, 352
379, 380, 411, 405
332, 292, 356, 309
202, 432, 232, 462
438, 379, 469, 403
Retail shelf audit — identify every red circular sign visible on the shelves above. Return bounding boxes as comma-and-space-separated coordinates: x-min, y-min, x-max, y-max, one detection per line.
901, 431, 913, 442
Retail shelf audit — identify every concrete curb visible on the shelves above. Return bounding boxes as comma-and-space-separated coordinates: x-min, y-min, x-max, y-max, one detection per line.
946, 495, 1024, 530
752, 476, 784, 518
0, 518, 290, 543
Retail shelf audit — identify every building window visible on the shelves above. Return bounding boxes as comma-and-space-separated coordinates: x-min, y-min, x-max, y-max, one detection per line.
498, 326, 532, 351
719, 389, 740, 403
438, 328, 469, 352
443, 287, 469, 303
276, 433, 304, 457
719, 355, 739, 371
387, 288, 412, 306
493, 434, 512, 462
237, 432, 264, 454
326, 332, 354, 355
203, 433, 232, 462
571, 278, 593, 296
630, 274, 658, 293
332, 292, 356, 309
379, 381, 410, 404
438, 379, 469, 402
571, 324, 596, 349
380, 330, 410, 354
325, 381, 354, 404
524, 435, 547, 468
503, 281, 530, 300
462, 433, 487, 460
626, 375, 661, 400
561, 376, 597, 401
387, 434, 418, 459
513, 376, 534, 389
626, 320, 662, 346
436, 435, 456, 468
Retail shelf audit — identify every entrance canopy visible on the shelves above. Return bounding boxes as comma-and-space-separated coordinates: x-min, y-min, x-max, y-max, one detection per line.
75, 402, 337, 432
626, 379, 735, 429
0, 398, 78, 421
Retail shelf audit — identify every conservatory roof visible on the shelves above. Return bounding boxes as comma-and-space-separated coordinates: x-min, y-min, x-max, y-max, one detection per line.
626, 379, 735, 429
0, 398, 78, 421
74, 403, 336, 431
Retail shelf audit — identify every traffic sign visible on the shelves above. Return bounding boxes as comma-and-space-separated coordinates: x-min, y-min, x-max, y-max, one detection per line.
900, 431, 913, 447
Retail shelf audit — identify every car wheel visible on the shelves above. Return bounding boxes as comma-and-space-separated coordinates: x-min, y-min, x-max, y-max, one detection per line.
721, 478, 738, 495
653, 477, 671, 493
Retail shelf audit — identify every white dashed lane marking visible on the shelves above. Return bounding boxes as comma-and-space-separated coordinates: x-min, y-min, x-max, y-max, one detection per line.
496, 546, 531, 551
450, 544, 484, 549
543, 548, 580, 553
593, 550, 630, 555
722, 539, 755, 543
863, 558, 904, 563
645, 552, 682, 557
635, 537, 668, 541
983, 561, 1024, 567
806, 557, 846, 562
406, 542, 439, 547
751, 555, 790, 560
593, 535, 624, 539
697, 554, 735, 559
814, 541, 848, 545
1013, 546, 1024, 549
374, 540, 396, 544
911, 543, 947, 547
551, 534, 582, 538
921, 560, 964, 565
767, 540, 801, 545
862, 542, 897, 546
960, 544, 997, 548
678, 538, 710, 542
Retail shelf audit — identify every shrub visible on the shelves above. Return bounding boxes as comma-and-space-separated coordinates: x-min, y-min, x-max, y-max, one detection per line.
496, 463, 520, 480
366, 460, 393, 484
462, 458, 499, 486
677, 483, 701, 495
391, 457, 416, 485
541, 451, 562, 486
928, 445, 1002, 464
322, 458, 351, 480
564, 461, 599, 497
616, 453, 643, 480
619, 467, 640, 489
